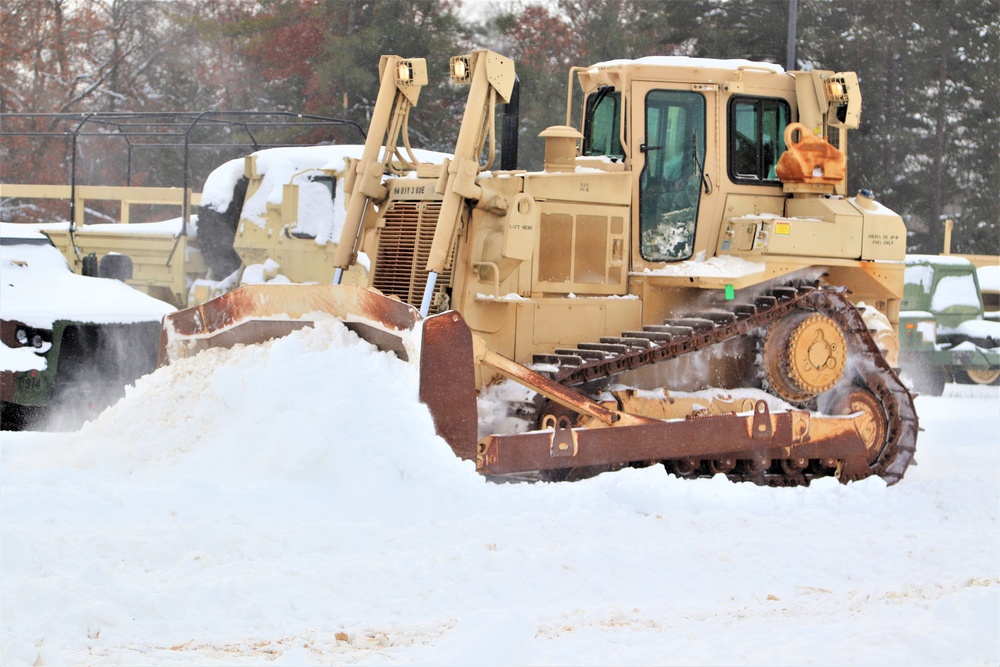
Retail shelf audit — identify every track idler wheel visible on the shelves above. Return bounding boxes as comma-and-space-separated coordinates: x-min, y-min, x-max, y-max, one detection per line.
828, 387, 889, 466
764, 312, 847, 402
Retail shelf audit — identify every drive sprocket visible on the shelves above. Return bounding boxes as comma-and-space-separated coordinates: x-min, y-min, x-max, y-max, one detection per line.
764, 312, 847, 402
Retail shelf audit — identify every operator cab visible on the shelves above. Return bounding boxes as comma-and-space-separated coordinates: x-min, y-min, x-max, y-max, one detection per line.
579, 61, 794, 265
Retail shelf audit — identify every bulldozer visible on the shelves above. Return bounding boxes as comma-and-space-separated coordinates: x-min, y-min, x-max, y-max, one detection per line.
161, 51, 918, 487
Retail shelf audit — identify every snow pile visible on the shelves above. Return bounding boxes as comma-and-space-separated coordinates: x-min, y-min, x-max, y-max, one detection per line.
930, 272, 981, 311
31, 218, 199, 237
949, 318, 1000, 344
905, 254, 975, 268
19, 318, 484, 522
592, 56, 785, 74
1, 318, 998, 665
905, 262, 935, 293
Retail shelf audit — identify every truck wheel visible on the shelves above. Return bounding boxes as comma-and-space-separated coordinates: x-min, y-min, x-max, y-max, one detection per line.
0, 402, 44, 431
956, 368, 1000, 386
99, 253, 134, 281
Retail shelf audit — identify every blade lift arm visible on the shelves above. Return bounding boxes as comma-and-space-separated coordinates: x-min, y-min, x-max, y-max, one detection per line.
420, 51, 516, 315
333, 55, 428, 279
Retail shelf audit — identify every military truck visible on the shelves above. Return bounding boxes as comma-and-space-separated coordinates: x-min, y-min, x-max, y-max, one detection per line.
38, 146, 367, 307
899, 254, 1000, 394
0, 223, 175, 429
159, 51, 918, 487
38, 144, 448, 307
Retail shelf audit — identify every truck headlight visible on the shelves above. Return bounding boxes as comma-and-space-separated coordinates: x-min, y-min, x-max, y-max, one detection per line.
15, 327, 46, 349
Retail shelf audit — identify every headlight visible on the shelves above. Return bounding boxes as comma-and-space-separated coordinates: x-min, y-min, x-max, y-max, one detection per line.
14, 326, 48, 349
450, 55, 471, 84
397, 61, 413, 84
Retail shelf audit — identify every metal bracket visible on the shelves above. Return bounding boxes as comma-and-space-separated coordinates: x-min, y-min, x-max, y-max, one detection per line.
751, 400, 774, 439
544, 414, 578, 457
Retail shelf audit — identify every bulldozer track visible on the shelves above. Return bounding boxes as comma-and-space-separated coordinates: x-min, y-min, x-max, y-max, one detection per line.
529, 283, 919, 487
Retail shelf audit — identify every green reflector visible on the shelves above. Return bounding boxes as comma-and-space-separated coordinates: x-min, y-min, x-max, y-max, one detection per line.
725, 284, 735, 300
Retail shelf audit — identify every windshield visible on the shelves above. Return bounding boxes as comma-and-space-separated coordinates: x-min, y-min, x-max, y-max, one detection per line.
931, 273, 982, 313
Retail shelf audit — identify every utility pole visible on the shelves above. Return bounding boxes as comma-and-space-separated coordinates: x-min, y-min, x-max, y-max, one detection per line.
786, 0, 798, 71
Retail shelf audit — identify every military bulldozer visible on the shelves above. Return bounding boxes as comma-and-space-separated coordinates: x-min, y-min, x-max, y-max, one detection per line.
161, 51, 918, 486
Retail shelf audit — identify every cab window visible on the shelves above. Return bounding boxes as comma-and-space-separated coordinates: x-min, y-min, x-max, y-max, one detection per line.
639, 90, 706, 262
582, 87, 624, 159
728, 97, 790, 183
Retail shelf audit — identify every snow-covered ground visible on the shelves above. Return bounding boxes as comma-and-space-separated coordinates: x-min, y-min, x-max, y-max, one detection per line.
2, 318, 998, 666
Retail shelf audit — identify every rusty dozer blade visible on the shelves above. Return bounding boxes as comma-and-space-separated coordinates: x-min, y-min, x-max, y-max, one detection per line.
159, 284, 421, 365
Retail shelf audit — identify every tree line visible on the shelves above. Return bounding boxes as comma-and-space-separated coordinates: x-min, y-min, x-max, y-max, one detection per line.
1, 0, 996, 254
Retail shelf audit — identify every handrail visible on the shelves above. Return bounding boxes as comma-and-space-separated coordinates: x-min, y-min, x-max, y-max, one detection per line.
0, 183, 201, 225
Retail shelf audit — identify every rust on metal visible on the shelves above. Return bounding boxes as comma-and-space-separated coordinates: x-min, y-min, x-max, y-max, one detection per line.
751, 401, 774, 439
419, 311, 479, 461
528, 285, 918, 485
159, 284, 420, 364
474, 339, 655, 428
477, 410, 872, 481
0, 370, 13, 402
543, 414, 578, 457
828, 387, 888, 465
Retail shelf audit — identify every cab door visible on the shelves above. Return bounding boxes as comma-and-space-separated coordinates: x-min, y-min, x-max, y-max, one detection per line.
629, 82, 720, 267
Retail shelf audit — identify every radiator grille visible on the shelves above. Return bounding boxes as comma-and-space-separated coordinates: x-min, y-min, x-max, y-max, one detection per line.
372, 200, 453, 313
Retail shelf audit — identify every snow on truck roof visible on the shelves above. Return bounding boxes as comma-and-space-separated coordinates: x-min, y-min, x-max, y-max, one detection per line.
1, 223, 175, 331
0, 222, 50, 243
589, 56, 785, 74
200, 144, 449, 213
904, 254, 976, 267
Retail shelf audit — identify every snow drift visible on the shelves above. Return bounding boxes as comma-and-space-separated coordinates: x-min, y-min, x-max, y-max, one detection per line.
1, 319, 997, 665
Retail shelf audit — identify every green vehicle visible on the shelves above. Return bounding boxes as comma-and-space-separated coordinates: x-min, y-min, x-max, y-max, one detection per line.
899, 254, 1000, 395
1, 223, 175, 430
